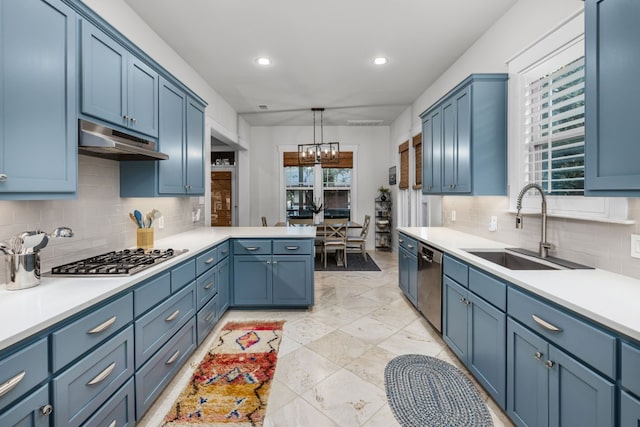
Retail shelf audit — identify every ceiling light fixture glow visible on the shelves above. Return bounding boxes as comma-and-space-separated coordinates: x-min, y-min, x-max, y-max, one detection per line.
256, 57, 272, 66
373, 57, 388, 65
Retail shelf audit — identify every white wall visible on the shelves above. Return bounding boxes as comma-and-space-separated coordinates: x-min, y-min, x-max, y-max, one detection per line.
249, 125, 390, 248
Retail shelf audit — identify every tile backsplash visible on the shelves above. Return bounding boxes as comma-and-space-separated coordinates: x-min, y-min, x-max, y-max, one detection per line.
442, 196, 640, 280
0, 155, 204, 281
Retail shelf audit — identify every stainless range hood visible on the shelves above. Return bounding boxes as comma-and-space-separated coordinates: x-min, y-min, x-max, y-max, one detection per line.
78, 120, 169, 161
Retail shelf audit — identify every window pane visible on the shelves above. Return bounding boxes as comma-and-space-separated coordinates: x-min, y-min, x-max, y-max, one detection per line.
323, 168, 351, 187
286, 189, 314, 219
323, 189, 350, 219
285, 166, 314, 187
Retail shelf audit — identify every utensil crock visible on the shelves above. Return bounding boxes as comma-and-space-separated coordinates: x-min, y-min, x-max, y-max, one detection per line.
4, 253, 41, 290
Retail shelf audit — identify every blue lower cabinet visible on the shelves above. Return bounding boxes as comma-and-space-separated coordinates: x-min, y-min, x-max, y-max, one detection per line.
197, 294, 218, 345
82, 378, 135, 427
53, 326, 134, 427
443, 276, 469, 361
0, 384, 50, 427
0, 338, 48, 414
507, 318, 615, 427
621, 390, 640, 426
217, 256, 230, 314
136, 318, 196, 418
398, 246, 417, 306
233, 255, 272, 305
272, 255, 313, 306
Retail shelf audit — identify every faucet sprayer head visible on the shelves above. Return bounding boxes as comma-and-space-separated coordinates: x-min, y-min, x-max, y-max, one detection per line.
515, 214, 523, 229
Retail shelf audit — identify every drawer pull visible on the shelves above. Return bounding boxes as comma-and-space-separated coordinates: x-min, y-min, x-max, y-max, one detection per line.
245, 246, 259, 251
534, 351, 543, 360
205, 312, 215, 322
205, 257, 215, 264
0, 370, 26, 397
108, 420, 117, 427
166, 309, 180, 322
40, 404, 53, 416
399, 238, 404, 243
532, 314, 562, 332
204, 282, 214, 290
87, 316, 117, 334
407, 244, 414, 249
285, 246, 299, 250
545, 360, 555, 369
87, 362, 116, 386
221, 249, 228, 254
166, 350, 180, 365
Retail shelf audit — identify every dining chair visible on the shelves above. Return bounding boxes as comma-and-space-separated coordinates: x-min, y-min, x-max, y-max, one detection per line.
347, 214, 371, 261
288, 218, 313, 226
322, 219, 348, 268
261, 216, 268, 227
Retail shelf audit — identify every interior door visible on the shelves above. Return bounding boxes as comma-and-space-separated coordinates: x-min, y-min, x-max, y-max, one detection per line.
211, 171, 232, 226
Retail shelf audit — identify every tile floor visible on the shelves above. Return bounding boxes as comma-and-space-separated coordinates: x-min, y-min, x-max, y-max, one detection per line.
138, 251, 514, 427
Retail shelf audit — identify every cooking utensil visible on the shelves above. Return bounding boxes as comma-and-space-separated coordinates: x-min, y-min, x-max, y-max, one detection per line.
22, 233, 47, 254
145, 212, 154, 228
32, 235, 49, 252
129, 213, 140, 227
49, 227, 73, 238
0, 242, 13, 255
9, 235, 23, 254
133, 210, 144, 228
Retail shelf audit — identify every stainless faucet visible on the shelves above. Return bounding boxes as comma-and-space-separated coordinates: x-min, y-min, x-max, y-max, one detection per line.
515, 183, 554, 258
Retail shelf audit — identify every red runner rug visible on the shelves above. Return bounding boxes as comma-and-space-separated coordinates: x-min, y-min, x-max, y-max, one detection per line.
163, 320, 285, 426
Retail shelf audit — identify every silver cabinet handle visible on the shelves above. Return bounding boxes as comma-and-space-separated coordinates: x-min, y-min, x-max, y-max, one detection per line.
0, 371, 26, 397
273, 260, 278, 264
221, 249, 228, 254
87, 316, 117, 334
545, 360, 555, 369
131, 117, 136, 123
165, 350, 180, 365
40, 404, 53, 416
266, 260, 271, 265
204, 282, 214, 290
123, 115, 129, 120
108, 420, 117, 427
205, 312, 215, 322
0, 173, 7, 182
245, 247, 259, 251
205, 257, 215, 264
534, 351, 543, 360
87, 362, 116, 385
285, 246, 299, 250
420, 255, 433, 263
407, 244, 414, 249
165, 309, 180, 322
532, 314, 562, 332
399, 238, 404, 243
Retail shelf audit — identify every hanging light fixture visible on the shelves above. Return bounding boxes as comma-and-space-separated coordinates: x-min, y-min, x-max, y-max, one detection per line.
298, 108, 340, 165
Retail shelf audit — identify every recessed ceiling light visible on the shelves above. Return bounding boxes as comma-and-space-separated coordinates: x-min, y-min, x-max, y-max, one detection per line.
256, 57, 272, 66
373, 57, 388, 65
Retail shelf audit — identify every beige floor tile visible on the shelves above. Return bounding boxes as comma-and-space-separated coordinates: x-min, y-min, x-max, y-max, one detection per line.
266, 379, 298, 414
306, 329, 372, 367
343, 346, 397, 390
340, 316, 399, 345
377, 329, 445, 356
284, 316, 336, 345
301, 369, 387, 426
274, 346, 341, 394
264, 397, 339, 427
362, 404, 402, 427
367, 298, 420, 329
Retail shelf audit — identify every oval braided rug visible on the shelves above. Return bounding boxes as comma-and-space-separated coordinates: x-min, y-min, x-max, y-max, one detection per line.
384, 354, 493, 427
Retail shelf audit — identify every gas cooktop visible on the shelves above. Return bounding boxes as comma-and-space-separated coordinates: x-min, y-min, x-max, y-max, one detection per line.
50, 248, 188, 277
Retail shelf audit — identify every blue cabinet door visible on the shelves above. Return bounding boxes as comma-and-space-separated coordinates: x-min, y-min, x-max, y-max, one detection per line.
548, 345, 615, 427
185, 97, 205, 195
0, 0, 77, 197
441, 98, 457, 192
422, 107, 442, 194
621, 390, 640, 427
158, 78, 186, 194
81, 20, 128, 129
233, 255, 272, 305
218, 256, 230, 313
127, 56, 158, 137
452, 87, 471, 193
585, 0, 640, 195
442, 276, 468, 362
398, 247, 410, 300
507, 318, 549, 427
406, 251, 418, 305
272, 255, 313, 306
468, 292, 506, 408
0, 384, 50, 427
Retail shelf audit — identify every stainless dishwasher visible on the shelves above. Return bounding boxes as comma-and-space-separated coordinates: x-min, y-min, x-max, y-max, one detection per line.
417, 242, 443, 333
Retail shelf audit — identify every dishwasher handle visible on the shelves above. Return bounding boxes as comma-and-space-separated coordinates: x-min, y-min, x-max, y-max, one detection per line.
419, 244, 443, 264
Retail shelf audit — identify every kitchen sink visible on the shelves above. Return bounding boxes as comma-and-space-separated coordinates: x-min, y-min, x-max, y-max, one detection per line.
464, 248, 593, 271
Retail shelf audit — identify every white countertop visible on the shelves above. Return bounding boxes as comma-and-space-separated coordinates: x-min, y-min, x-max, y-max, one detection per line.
398, 227, 640, 343
0, 226, 316, 351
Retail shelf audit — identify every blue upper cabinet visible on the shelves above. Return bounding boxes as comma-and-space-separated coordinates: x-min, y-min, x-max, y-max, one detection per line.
120, 77, 205, 197
584, 0, 640, 195
0, 0, 77, 199
81, 20, 158, 138
421, 74, 507, 196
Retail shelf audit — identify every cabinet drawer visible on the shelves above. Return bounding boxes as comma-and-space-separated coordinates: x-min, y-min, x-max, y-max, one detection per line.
197, 294, 218, 346
135, 282, 196, 368
0, 383, 49, 427
52, 293, 133, 372
136, 319, 196, 417
217, 240, 230, 259
233, 239, 271, 255
507, 287, 616, 379
196, 267, 217, 310
443, 255, 468, 287
469, 268, 506, 311
273, 239, 313, 255
134, 272, 171, 317
53, 326, 134, 427
397, 234, 418, 255
82, 378, 135, 427
621, 341, 640, 397
196, 246, 217, 276
171, 259, 196, 293
0, 337, 48, 413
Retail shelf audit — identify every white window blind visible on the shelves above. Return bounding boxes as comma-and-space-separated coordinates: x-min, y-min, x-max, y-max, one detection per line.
523, 56, 585, 195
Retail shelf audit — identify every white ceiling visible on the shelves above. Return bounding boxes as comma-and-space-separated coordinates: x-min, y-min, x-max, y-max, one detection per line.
123, 0, 517, 126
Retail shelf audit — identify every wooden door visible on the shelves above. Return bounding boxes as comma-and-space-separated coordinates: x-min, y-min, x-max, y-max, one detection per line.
211, 171, 232, 226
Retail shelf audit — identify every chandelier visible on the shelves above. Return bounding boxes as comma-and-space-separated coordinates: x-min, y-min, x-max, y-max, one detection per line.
298, 108, 340, 165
